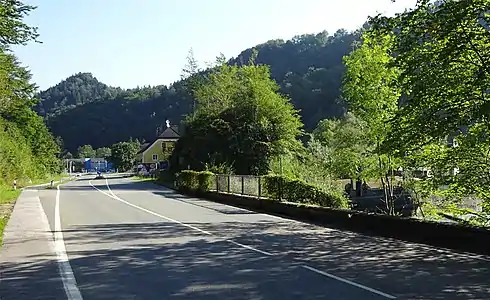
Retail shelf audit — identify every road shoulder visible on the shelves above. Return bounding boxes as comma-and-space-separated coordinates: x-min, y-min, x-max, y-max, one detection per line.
0, 190, 66, 300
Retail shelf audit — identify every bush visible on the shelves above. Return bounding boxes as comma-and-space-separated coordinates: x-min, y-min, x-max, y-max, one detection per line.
262, 174, 289, 200
176, 170, 215, 193
157, 170, 174, 183
197, 171, 215, 192
262, 174, 348, 209
176, 170, 198, 191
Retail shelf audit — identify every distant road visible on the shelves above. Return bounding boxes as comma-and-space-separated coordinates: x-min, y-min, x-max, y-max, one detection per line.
2, 174, 490, 299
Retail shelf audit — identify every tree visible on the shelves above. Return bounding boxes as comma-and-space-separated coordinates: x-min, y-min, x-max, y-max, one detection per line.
0, 0, 40, 46
181, 48, 200, 80
0, 0, 61, 185
77, 144, 96, 158
175, 52, 304, 175
311, 112, 372, 180
342, 32, 402, 214
368, 0, 490, 219
371, 0, 490, 153
109, 140, 140, 171
38, 31, 358, 152
95, 147, 111, 158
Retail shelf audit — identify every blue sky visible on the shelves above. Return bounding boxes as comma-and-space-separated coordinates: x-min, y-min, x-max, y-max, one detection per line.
14, 0, 416, 91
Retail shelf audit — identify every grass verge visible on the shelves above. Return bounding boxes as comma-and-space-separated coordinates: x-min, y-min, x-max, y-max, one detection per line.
131, 175, 157, 182
0, 185, 21, 246
44, 177, 76, 189
0, 174, 71, 246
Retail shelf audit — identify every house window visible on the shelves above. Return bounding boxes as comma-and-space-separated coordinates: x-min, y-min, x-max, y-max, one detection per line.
152, 154, 158, 161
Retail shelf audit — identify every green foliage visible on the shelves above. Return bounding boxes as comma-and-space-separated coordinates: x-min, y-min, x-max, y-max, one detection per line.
370, 0, 490, 154
268, 145, 345, 198
204, 161, 234, 175
342, 33, 401, 147
0, 183, 21, 246
0, 0, 39, 46
38, 30, 358, 152
342, 30, 403, 215
0, 1, 61, 187
261, 174, 288, 200
361, 0, 490, 222
262, 175, 348, 209
95, 147, 111, 158
176, 170, 215, 193
311, 112, 372, 179
175, 55, 304, 175
35, 72, 116, 117
0, 118, 38, 184
197, 171, 215, 193
176, 170, 198, 191
109, 140, 140, 171
76, 144, 96, 158
156, 170, 174, 184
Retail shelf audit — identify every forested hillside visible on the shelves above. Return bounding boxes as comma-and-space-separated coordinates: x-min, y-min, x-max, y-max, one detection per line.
35, 72, 118, 117
37, 29, 360, 152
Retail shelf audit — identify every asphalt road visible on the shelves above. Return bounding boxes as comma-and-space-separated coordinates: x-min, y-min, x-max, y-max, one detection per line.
4, 175, 490, 299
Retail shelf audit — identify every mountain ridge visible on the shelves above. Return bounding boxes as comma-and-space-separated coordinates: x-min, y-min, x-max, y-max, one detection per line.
37, 29, 360, 152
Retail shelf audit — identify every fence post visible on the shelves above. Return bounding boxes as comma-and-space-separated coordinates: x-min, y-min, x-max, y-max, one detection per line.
279, 177, 282, 201
227, 175, 231, 193
215, 175, 219, 192
241, 176, 244, 195
258, 176, 261, 198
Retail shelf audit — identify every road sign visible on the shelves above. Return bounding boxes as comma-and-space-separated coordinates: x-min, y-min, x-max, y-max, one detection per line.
161, 161, 169, 170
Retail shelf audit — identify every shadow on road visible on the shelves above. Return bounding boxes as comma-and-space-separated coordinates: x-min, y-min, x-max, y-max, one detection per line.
3, 220, 490, 300
28, 178, 490, 299
0, 256, 65, 300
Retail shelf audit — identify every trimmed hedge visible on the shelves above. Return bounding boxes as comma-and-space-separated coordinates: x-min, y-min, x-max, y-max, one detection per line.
176, 171, 348, 209
176, 170, 214, 193
262, 174, 348, 209
197, 171, 214, 192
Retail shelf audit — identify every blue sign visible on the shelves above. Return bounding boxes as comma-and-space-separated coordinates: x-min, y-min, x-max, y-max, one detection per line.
161, 161, 169, 170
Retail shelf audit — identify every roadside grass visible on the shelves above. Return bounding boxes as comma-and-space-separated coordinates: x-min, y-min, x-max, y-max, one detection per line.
44, 177, 75, 189
46, 174, 78, 189
131, 175, 156, 182
0, 173, 72, 246
0, 185, 21, 246
29, 173, 70, 186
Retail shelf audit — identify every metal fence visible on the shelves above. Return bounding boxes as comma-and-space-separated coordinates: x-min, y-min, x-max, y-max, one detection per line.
214, 174, 264, 197
211, 174, 417, 215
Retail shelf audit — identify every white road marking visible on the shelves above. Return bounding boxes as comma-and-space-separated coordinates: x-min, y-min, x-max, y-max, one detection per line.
301, 265, 397, 299
227, 240, 274, 256
88, 179, 274, 257
55, 185, 84, 300
167, 184, 490, 263
89, 178, 401, 298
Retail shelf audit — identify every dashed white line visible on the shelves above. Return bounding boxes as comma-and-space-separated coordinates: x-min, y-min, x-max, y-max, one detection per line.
227, 240, 274, 256
301, 265, 397, 299
55, 185, 84, 300
88, 179, 273, 257
89, 178, 398, 298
